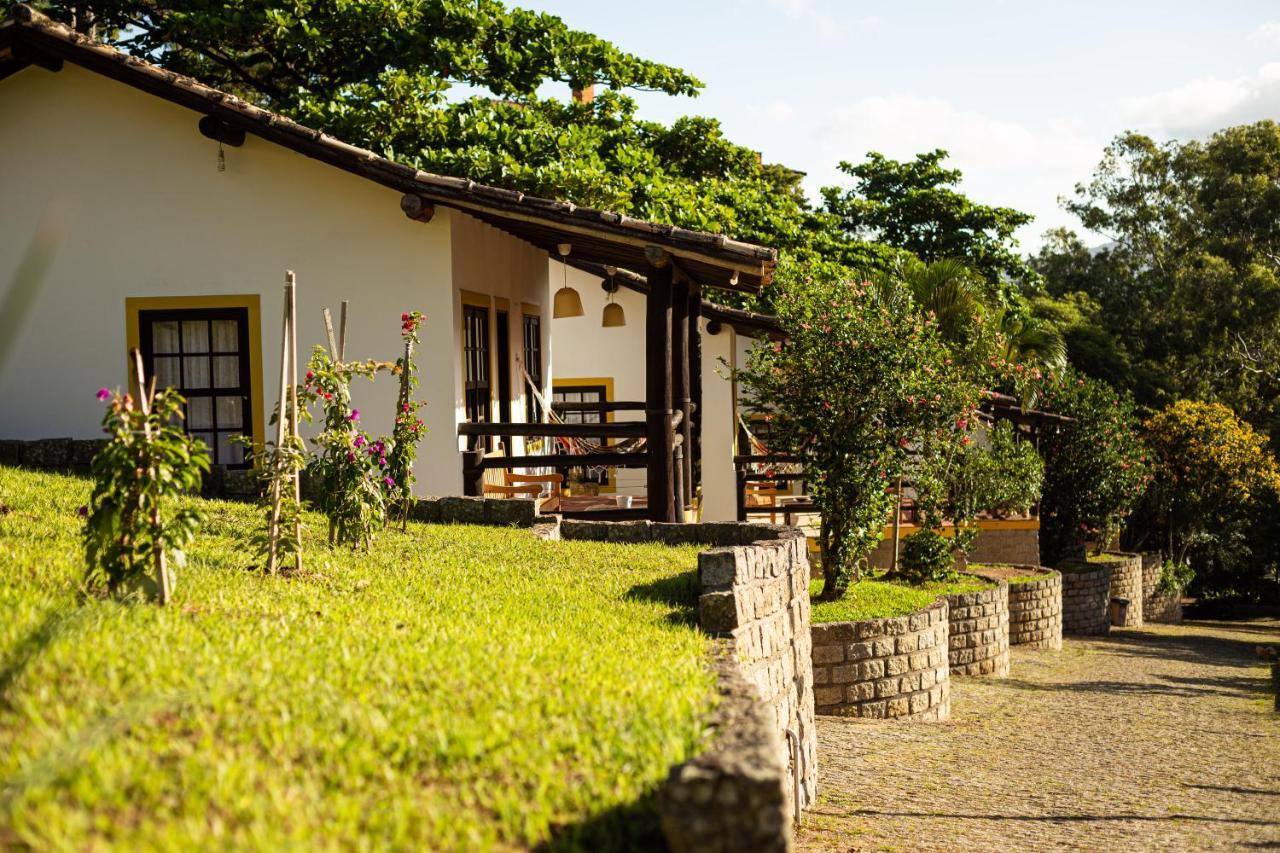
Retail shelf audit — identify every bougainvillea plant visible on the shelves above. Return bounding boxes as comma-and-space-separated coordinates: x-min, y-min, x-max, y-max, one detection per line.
1038, 370, 1149, 564
387, 311, 428, 523
298, 347, 395, 549
83, 385, 209, 602
738, 267, 979, 600
235, 422, 307, 572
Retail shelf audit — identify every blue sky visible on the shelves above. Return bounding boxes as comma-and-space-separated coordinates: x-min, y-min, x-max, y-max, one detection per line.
529, 0, 1280, 251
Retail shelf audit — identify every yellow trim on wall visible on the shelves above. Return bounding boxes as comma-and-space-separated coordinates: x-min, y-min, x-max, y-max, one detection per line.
460, 289, 490, 309
877, 517, 1042, 539
124, 295, 265, 454
552, 376, 616, 492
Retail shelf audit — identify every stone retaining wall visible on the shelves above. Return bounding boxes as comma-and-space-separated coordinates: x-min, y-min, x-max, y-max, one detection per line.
810, 599, 950, 720
559, 519, 816, 846
1106, 552, 1144, 626
1006, 569, 1063, 650
945, 578, 1010, 676
1059, 562, 1112, 636
1141, 552, 1184, 624
868, 523, 1039, 569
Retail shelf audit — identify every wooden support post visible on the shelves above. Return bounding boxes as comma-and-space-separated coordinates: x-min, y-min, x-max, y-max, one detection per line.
132, 348, 171, 604
736, 465, 747, 522
672, 274, 692, 512
673, 441, 686, 523
462, 447, 484, 497
688, 283, 703, 510
645, 246, 676, 523
322, 308, 338, 361
338, 300, 348, 362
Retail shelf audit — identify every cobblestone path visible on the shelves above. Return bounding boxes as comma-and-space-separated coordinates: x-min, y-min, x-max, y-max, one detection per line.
799, 619, 1280, 851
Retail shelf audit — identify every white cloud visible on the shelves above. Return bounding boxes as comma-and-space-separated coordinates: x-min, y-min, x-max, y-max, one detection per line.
1119, 63, 1280, 138
745, 99, 797, 124
1251, 20, 1280, 45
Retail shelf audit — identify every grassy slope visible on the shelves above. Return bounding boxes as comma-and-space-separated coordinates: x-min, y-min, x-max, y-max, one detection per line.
0, 467, 713, 850
810, 574, 987, 624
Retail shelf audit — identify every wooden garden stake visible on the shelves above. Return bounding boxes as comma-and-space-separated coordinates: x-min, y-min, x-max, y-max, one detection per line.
397, 332, 413, 530
323, 307, 338, 361
267, 274, 293, 574
132, 348, 172, 604
288, 274, 302, 573
891, 476, 904, 573
338, 300, 348, 362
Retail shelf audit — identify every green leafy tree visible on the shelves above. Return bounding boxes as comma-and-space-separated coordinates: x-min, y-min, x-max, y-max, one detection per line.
738, 264, 979, 600
821, 150, 1037, 295
1036, 123, 1280, 444
1038, 371, 1149, 565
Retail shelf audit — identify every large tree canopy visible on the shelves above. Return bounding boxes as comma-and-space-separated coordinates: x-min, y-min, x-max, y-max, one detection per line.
820, 150, 1037, 296
1033, 122, 1280, 443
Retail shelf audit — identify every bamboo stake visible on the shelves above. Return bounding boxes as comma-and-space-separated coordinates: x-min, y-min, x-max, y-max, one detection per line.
288, 274, 302, 573
267, 275, 293, 574
323, 307, 338, 361
891, 476, 904, 574
398, 334, 413, 530
132, 349, 171, 604
338, 300, 348, 362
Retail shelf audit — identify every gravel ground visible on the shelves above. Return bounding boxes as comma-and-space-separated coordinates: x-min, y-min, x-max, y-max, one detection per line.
799, 619, 1280, 851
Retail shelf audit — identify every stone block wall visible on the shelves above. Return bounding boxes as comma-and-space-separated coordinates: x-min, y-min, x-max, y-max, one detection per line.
559, 519, 816, 844
1059, 562, 1112, 636
810, 598, 950, 720
1140, 552, 1183, 624
1006, 570, 1063, 650
1106, 552, 1144, 626
945, 578, 1010, 677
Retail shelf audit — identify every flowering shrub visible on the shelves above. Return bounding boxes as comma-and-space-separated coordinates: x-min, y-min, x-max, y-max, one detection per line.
84, 385, 209, 601
236, 430, 307, 571
1038, 370, 1149, 564
387, 311, 428, 519
1143, 400, 1280, 571
739, 268, 979, 600
299, 347, 395, 549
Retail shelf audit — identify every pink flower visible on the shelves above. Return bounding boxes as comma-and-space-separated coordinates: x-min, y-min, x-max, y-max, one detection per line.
349, 409, 360, 421
346, 451, 356, 463
95, 388, 111, 402
354, 435, 366, 448
401, 312, 409, 322
384, 476, 395, 487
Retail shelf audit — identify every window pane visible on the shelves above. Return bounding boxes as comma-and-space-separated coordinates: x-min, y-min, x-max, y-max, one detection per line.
212, 356, 240, 388
217, 432, 245, 465
211, 320, 239, 352
182, 320, 209, 354
153, 356, 180, 388
188, 396, 213, 430
152, 321, 179, 354
215, 396, 242, 429
184, 356, 210, 389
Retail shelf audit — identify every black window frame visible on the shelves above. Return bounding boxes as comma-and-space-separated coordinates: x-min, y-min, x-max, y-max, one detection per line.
138, 306, 253, 468
551, 383, 609, 485
462, 303, 492, 450
522, 314, 542, 423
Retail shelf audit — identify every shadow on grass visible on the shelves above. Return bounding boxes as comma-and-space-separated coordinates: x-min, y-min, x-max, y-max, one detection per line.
625, 571, 700, 628
0, 606, 78, 708
539, 793, 664, 852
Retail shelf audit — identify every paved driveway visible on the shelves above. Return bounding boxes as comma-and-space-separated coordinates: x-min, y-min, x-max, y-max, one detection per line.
800, 619, 1280, 851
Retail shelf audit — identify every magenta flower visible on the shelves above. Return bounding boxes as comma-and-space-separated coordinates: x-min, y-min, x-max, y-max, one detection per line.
354, 435, 366, 448
346, 451, 356, 463
95, 388, 111, 402
384, 476, 395, 487
349, 409, 360, 421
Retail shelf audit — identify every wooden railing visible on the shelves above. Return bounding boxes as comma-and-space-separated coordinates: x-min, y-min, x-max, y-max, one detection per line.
459, 413, 682, 520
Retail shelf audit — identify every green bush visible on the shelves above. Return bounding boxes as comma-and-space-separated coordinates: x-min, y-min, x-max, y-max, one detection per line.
1157, 559, 1194, 595
899, 529, 955, 583
1038, 371, 1149, 564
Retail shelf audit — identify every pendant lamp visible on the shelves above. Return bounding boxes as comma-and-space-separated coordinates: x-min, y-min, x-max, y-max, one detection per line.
601, 271, 626, 327
552, 242, 584, 318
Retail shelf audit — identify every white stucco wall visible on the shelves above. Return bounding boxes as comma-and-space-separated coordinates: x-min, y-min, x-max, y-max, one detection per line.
0, 64, 544, 496
699, 321, 740, 521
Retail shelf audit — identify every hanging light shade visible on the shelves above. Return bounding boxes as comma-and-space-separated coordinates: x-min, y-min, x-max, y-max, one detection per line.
554, 286, 584, 318
552, 242, 584, 318
602, 301, 626, 327
600, 274, 625, 327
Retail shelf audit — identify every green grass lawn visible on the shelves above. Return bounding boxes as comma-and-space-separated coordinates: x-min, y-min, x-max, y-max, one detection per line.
0, 467, 714, 850
809, 572, 988, 624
